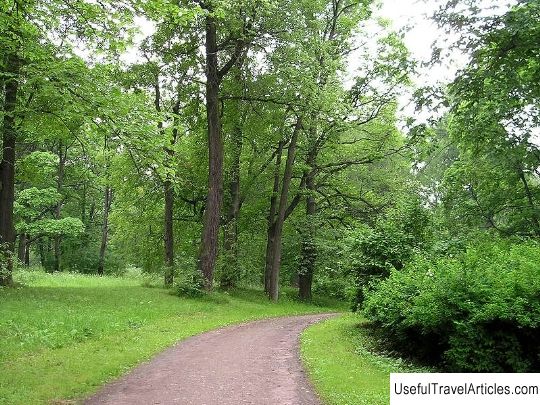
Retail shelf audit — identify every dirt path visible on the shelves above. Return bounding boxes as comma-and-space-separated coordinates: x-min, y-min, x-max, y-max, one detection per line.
85, 313, 336, 405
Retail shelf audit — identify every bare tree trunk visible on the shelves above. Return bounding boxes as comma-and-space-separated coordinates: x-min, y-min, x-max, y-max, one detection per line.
197, 3, 249, 290
221, 167, 241, 288
154, 74, 179, 287
163, 93, 182, 287
264, 222, 276, 293
221, 93, 243, 289
53, 142, 65, 272
269, 117, 302, 301
89, 202, 95, 224
299, 130, 318, 301
164, 180, 174, 285
17, 234, 26, 264
53, 237, 61, 272
299, 174, 317, 301
198, 15, 224, 291
81, 182, 87, 226
24, 239, 29, 266
98, 187, 112, 276
264, 141, 284, 293
0, 52, 20, 286
39, 240, 45, 267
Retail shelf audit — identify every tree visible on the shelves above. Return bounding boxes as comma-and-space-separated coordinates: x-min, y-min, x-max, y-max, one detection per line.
195, 1, 256, 289
425, 1, 540, 238
0, 1, 23, 285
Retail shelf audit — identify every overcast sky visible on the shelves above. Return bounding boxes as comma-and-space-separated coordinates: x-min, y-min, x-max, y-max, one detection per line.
370, 0, 450, 122
374, 0, 514, 123
379, 0, 441, 67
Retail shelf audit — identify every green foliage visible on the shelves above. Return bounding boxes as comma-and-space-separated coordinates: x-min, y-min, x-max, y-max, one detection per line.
344, 198, 431, 310
393, 3, 540, 372
418, 1, 540, 238
363, 238, 540, 372
174, 268, 206, 298
17, 152, 58, 186
0, 243, 14, 284
23, 217, 84, 238
312, 267, 356, 302
61, 237, 124, 275
15, 187, 60, 214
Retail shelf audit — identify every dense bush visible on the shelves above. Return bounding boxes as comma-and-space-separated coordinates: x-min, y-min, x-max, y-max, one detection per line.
312, 266, 356, 301
363, 239, 540, 372
174, 268, 206, 298
345, 199, 431, 310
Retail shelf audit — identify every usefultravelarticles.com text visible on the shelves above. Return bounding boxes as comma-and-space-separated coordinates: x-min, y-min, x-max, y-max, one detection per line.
390, 373, 540, 405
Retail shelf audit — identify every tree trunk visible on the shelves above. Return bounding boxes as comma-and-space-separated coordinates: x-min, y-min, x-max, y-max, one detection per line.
39, 239, 45, 267
98, 187, 112, 276
24, 239, 29, 266
299, 174, 317, 301
269, 117, 302, 301
221, 170, 241, 288
221, 93, 243, 289
163, 91, 182, 287
53, 237, 61, 272
154, 69, 178, 287
89, 201, 96, 224
264, 222, 276, 293
264, 140, 284, 293
164, 180, 174, 285
81, 182, 87, 227
198, 14, 224, 291
0, 52, 20, 286
53, 142, 65, 272
17, 233, 26, 264
299, 129, 318, 301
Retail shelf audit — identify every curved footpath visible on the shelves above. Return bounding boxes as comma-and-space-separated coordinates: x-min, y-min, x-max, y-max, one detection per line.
85, 313, 337, 405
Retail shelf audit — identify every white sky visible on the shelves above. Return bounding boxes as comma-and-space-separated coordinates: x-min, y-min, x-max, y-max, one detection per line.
379, 0, 445, 74
374, 0, 515, 125
376, 0, 455, 123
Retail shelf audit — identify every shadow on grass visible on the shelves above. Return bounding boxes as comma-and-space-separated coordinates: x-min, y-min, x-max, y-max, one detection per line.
212, 286, 347, 311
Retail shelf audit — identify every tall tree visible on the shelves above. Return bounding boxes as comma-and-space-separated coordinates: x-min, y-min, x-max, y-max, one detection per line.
97, 186, 113, 276
197, 1, 256, 289
0, 43, 21, 286
268, 117, 302, 301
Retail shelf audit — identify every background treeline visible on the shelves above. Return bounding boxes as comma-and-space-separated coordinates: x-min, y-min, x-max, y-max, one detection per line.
1, 0, 539, 372
0, 0, 412, 300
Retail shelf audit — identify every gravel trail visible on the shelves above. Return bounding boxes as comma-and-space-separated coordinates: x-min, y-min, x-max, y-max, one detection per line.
85, 313, 336, 405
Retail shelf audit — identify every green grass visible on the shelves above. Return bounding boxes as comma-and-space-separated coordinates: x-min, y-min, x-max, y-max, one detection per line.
301, 314, 426, 405
0, 269, 342, 405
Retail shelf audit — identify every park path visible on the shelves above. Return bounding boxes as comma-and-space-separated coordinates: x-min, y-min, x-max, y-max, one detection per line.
85, 313, 336, 405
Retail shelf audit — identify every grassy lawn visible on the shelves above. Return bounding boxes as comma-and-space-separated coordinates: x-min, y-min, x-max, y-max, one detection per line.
301, 314, 425, 405
0, 269, 342, 405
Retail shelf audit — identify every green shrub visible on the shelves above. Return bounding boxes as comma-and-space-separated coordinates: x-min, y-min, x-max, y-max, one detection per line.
173, 269, 206, 298
312, 266, 356, 301
344, 199, 432, 311
363, 238, 540, 372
